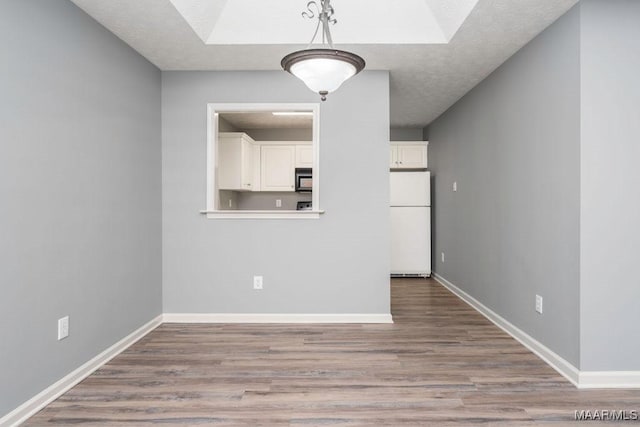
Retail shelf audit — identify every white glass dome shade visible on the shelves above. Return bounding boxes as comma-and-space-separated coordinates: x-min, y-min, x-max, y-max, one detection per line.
282, 49, 365, 101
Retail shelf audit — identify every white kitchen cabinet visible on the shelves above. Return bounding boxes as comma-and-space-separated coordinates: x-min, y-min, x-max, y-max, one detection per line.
390, 146, 398, 168
390, 142, 428, 169
218, 132, 255, 191
295, 144, 313, 168
260, 145, 296, 191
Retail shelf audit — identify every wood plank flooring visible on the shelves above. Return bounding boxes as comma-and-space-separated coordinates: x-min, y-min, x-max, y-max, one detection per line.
25, 278, 640, 426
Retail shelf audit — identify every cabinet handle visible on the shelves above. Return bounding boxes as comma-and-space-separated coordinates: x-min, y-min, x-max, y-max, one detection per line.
247, 183, 251, 187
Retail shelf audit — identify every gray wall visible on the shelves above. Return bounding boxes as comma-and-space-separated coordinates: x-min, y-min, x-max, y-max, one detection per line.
218, 190, 239, 211
237, 192, 311, 211
390, 127, 424, 141
162, 71, 390, 314
0, 0, 162, 417
579, 0, 640, 371
428, 7, 581, 365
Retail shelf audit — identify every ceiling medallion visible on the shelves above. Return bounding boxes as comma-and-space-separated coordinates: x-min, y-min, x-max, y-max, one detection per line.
281, 0, 365, 101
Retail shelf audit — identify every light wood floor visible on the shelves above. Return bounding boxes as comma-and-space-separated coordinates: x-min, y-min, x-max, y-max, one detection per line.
26, 278, 640, 426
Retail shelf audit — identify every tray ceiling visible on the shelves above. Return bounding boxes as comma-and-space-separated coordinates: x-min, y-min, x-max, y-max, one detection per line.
70, 0, 578, 127
168, 0, 479, 45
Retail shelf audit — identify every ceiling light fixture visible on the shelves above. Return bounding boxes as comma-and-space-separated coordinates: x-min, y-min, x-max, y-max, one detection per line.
281, 0, 365, 102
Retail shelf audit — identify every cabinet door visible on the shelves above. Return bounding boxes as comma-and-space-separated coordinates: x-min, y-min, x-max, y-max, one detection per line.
397, 145, 427, 169
218, 138, 242, 190
240, 139, 254, 190
260, 146, 295, 192
218, 135, 254, 191
390, 146, 398, 168
295, 145, 313, 168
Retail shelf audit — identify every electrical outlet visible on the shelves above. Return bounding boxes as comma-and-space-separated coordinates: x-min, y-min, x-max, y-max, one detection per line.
58, 316, 69, 340
276, 199, 282, 208
253, 276, 263, 290
535, 295, 543, 314
453, 181, 457, 192
441, 252, 445, 263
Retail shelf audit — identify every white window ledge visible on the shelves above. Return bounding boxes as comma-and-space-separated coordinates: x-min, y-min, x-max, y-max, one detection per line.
200, 210, 325, 219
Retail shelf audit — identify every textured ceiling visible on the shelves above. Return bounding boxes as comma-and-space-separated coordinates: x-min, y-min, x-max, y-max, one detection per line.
70, 0, 578, 128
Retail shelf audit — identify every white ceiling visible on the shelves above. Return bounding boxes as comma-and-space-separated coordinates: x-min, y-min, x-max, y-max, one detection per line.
70, 0, 578, 128
221, 112, 313, 130
168, 0, 479, 45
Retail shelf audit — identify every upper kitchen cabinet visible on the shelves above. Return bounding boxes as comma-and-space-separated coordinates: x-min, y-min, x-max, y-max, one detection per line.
260, 145, 296, 191
390, 141, 428, 169
295, 144, 313, 168
207, 105, 321, 218
218, 132, 255, 191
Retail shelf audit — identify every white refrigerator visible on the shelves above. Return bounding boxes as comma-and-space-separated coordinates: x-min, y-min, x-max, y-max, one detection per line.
390, 171, 431, 276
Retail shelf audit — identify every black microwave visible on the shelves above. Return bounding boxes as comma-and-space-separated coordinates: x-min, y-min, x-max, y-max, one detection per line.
295, 168, 312, 192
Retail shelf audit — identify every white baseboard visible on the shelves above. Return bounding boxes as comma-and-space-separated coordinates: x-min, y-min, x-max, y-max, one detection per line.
0, 315, 162, 427
578, 371, 640, 389
7, 288, 640, 426
432, 273, 581, 387
163, 313, 393, 324
433, 273, 640, 389
1, 311, 392, 425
